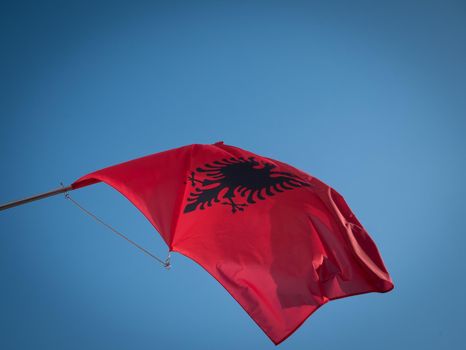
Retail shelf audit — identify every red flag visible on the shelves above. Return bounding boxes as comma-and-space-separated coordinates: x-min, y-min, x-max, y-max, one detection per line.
72, 142, 393, 344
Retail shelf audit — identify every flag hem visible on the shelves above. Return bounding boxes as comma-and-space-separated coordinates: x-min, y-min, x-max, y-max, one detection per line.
173, 247, 394, 345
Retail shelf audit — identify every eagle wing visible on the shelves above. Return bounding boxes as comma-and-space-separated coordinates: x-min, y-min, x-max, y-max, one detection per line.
237, 171, 310, 205
183, 158, 310, 213
183, 184, 224, 213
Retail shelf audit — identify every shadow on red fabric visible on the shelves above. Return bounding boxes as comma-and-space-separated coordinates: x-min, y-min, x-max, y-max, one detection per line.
72, 142, 394, 344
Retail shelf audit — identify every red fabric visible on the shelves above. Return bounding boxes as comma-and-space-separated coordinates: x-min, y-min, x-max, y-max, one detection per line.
72, 142, 394, 344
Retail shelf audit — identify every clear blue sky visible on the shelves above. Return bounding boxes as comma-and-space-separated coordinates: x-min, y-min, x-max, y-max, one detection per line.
1, 1, 465, 349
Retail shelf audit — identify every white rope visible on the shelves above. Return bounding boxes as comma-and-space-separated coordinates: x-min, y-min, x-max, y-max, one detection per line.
63, 189, 170, 269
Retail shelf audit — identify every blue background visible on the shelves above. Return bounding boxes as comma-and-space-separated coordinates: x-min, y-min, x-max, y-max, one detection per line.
1, 1, 465, 349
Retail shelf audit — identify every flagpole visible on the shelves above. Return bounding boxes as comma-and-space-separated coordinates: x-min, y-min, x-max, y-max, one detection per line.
0, 185, 73, 212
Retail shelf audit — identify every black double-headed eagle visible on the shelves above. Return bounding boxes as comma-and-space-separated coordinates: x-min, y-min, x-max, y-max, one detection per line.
184, 157, 310, 213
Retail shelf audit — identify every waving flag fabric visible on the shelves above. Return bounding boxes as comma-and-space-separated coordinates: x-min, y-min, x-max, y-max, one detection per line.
72, 142, 393, 344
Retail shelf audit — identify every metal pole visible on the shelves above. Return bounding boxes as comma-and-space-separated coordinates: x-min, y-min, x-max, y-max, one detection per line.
0, 185, 73, 212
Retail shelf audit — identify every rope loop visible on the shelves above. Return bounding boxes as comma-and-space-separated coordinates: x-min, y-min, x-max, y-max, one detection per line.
61, 183, 171, 269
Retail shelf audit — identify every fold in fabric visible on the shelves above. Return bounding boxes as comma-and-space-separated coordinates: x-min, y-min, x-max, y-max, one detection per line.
73, 142, 393, 344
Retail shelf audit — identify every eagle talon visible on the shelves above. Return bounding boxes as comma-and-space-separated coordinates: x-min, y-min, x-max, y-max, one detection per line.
222, 198, 247, 213
187, 172, 203, 186
184, 157, 310, 214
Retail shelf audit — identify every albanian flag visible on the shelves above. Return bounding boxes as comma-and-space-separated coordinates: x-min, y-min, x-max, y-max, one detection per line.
72, 142, 393, 344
